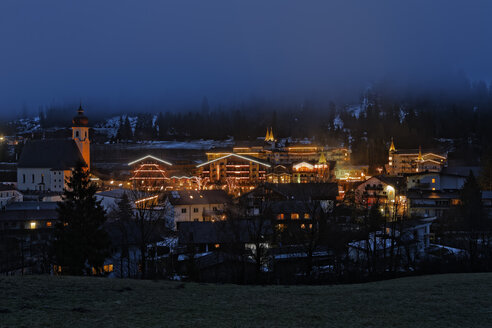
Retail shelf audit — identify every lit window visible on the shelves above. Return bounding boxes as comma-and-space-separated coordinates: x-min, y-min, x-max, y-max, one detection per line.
291, 213, 299, 219
46, 221, 52, 227
30, 222, 36, 229
304, 213, 310, 219
214, 244, 220, 248
432, 187, 435, 191
277, 214, 284, 220
301, 224, 306, 229
103, 264, 114, 273
432, 178, 436, 183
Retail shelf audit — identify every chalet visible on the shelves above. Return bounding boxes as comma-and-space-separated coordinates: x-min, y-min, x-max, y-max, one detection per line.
0, 201, 58, 274
197, 153, 271, 194
165, 190, 231, 226
239, 183, 338, 217
406, 172, 466, 218
128, 155, 173, 190
355, 175, 407, 215
0, 184, 23, 208
17, 106, 90, 192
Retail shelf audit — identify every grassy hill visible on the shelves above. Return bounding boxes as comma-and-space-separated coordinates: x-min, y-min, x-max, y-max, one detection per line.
1, 273, 491, 328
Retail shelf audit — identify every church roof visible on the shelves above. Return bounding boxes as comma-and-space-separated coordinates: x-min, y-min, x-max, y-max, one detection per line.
18, 139, 87, 170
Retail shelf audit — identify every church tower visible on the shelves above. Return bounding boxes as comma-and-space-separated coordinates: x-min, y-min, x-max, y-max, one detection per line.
72, 104, 90, 170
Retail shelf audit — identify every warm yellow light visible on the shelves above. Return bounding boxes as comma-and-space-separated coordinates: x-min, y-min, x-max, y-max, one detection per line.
432, 178, 436, 183
30, 222, 36, 229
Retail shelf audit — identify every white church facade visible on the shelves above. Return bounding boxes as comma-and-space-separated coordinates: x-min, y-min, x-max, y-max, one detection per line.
17, 106, 91, 192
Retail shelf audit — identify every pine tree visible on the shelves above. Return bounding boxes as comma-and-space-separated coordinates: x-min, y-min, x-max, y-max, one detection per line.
117, 192, 134, 221
460, 171, 483, 230
54, 164, 110, 275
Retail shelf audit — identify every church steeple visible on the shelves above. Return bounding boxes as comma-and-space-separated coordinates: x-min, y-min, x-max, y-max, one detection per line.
389, 137, 396, 152
265, 127, 275, 142
72, 104, 90, 170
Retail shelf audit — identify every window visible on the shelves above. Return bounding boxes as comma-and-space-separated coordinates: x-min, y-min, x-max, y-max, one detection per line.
291, 213, 299, 219
304, 213, 310, 219
181, 208, 187, 213
46, 221, 52, 227
193, 208, 199, 213
103, 264, 114, 273
32, 174, 35, 183
213, 207, 218, 211
75, 131, 79, 138
431, 178, 436, 183
277, 213, 285, 220
41, 174, 44, 184
23, 174, 25, 183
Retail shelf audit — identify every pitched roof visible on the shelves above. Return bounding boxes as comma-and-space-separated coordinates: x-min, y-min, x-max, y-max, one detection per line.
127, 155, 172, 166
18, 139, 87, 170
166, 190, 231, 205
263, 183, 338, 201
178, 220, 272, 245
197, 153, 271, 168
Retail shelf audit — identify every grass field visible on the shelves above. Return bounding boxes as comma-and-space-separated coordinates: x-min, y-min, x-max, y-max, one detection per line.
0, 273, 491, 328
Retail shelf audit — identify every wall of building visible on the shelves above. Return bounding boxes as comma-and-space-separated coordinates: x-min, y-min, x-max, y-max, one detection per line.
17, 168, 70, 192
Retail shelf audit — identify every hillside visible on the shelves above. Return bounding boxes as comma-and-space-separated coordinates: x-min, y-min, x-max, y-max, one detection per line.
1, 273, 491, 328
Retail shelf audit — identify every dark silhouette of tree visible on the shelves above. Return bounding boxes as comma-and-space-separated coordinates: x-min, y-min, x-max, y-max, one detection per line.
53, 164, 110, 275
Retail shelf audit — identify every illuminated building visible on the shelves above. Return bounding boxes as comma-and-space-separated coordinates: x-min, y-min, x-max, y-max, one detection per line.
197, 153, 271, 194
334, 164, 369, 181
165, 190, 231, 225
266, 165, 292, 184
291, 154, 335, 183
387, 138, 447, 176
406, 172, 467, 218
128, 155, 172, 190
207, 128, 350, 167
355, 175, 407, 217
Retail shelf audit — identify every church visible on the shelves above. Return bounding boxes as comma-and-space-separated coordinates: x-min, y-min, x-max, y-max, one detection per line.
17, 106, 91, 192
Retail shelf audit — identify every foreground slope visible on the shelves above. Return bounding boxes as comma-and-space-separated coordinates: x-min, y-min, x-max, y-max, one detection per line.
1, 273, 491, 328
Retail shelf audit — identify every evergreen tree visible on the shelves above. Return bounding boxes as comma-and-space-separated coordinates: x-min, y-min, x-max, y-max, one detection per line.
54, 164, 110, 275
122, 115, 133, 140
460, 171, 483, 230
117, 192, 134, 221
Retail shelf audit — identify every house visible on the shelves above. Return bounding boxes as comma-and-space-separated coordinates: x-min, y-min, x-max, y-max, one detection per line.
355, 175, 407, 215
95, 188, 133, 211
165, 190, 231, 226
103, 220, 177, 278
239, 183, 338, 217
17, 106, 90, 192
0, 184, 23, 208
406, 172, 467, 218
0, 201, 58, 274
348, 217, 436, 264
291, 157, 335, 183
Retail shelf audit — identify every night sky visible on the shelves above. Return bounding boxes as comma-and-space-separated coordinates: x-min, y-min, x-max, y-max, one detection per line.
1, 0, 491, 115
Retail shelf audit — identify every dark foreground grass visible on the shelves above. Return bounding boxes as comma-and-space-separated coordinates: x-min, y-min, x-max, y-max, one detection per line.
0, 273, 491, 328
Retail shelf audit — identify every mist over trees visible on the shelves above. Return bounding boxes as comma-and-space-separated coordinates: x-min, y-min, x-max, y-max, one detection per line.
9, 75, 492, 170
